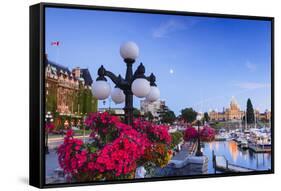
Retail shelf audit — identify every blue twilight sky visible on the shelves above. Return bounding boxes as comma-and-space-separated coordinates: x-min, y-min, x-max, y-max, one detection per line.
45, 7, 271, 115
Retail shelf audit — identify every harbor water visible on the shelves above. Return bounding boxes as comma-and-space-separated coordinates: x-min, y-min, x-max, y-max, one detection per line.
202, 141, 271, 173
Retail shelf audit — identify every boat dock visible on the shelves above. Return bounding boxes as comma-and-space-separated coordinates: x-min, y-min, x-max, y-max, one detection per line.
248, 143, 271, 153
212, 150, 255, 173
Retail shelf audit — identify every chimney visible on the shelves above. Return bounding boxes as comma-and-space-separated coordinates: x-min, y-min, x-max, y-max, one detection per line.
72, 67, 81, 78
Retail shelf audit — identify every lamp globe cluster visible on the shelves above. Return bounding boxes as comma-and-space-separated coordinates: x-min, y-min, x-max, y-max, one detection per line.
92, 41, 160, 104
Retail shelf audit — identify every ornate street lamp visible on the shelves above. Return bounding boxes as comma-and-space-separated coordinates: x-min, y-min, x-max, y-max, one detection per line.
92, 42, 160, 125
195, 114, 203, 156
45, 111, 53, 154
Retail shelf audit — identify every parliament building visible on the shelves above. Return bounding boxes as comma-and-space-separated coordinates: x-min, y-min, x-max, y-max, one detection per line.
209, 97, 271, 122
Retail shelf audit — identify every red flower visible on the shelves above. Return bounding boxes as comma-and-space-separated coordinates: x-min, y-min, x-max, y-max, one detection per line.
184, 125, 215, 142
87, 162, 94, 170
45, 123, 55, 133
184, 126, 198, 141
75, 146, 80, 151
133, 118, 171, 144
200, 125, 215, 142
66, 130, 73, 137
57, 112, 173, 181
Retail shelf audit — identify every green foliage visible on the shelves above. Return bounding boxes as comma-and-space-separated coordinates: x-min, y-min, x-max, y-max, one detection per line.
46, 81, 98, 115
144, 111, 154, 121
170, 131, 183, 149
106, 109, 116, 115
56, 115, 71, 130
211, 121, 225, 130
246, 98, 255, 124
46, 86, 57, 113
203, 112, 210, 122
77, 86, 98, 114
133, 108, 141, 118
161, 110, 176, 124
181, 108, 197, 123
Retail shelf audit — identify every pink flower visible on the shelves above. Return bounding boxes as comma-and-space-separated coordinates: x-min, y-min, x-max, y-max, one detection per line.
45, 123, 55, 133
184, 126, 198, 141
184, 125, 215, 142
88, 162, 94, 170
66, 130, 73, 137
75, 146, 80, 151
57, 112, 173, 180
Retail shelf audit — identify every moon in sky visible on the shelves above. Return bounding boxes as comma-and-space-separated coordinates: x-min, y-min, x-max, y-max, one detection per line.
169, 69, 174, 74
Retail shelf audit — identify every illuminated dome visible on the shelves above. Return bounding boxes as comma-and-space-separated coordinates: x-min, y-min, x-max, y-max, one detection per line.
230, 96, 240, 111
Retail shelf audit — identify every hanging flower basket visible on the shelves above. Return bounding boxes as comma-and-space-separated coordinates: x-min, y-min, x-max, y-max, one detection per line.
57, 112, 172, 182
184, 125, 215, 142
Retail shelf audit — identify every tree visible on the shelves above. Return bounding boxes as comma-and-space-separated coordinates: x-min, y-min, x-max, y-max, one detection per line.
203, 112, 210, 123
133, 108, 141, 118
181, 108, 197, 123
246, 98, 255, 124
77, 85, 98, 115
161, 110, 176, 124
144, 111, 154, 121
170, 131, 183, 149
46, 93, 57, 113
46, 83, 57, 113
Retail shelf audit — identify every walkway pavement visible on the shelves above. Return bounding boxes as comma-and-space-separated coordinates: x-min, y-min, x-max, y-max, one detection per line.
48, 135, 90, 150
45, 135, 90, 184
172, 143, 191, 160
45, 150, 60, 177
172, 146, 189, 160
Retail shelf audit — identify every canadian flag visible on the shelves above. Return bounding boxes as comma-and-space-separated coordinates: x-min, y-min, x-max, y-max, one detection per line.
51, 41, 60, 46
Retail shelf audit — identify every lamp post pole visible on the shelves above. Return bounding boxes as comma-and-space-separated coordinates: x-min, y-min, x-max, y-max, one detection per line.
45, 112, 53, 154
196, 116, 203, 156
83, 115, 86, 143
123, 58, 134, 126
45, 125, 49, 154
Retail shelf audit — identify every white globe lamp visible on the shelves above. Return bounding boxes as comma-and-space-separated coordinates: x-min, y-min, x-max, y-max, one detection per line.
196, 114, 202, 121
120, 41, 139, 60
131, 78, 151, 98
145, 86, 160, 102
111, 87, 125, 104
92, 80, 111, 100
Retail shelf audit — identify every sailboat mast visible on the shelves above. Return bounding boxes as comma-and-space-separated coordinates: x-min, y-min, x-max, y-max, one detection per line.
245, 110, 247, 130
254, 111, 257, 129
240, 114, 242, 131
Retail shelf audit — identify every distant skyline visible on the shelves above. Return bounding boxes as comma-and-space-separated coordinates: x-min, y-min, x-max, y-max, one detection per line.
45, 8, 271, 115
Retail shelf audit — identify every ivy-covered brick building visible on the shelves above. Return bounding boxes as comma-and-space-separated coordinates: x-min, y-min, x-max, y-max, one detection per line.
45, 57, 98, 118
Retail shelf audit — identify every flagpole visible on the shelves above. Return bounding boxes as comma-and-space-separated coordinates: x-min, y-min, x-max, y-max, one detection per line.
56, 42, 59, 63
51, 41, 60, 63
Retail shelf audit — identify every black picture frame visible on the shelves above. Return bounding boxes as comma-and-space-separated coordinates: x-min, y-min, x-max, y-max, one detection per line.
30, 2, 275, 188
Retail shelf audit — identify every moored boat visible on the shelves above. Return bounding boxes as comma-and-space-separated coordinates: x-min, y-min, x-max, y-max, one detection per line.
240, 139, 249, 149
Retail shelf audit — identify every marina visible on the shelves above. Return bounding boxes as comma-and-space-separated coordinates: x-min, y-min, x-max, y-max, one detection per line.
205, 121, 272, 173
213, 155, 254, 172
203, 140, 271, 173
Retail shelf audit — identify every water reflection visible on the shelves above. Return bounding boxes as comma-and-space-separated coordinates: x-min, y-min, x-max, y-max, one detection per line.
202, 141, 271, 173
228, 141, 238, 162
